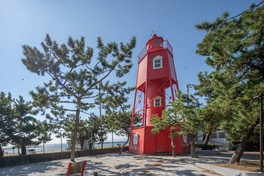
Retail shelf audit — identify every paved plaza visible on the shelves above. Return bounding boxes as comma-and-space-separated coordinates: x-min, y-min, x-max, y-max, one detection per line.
1, 151, 262, 176
0, 152, 227, 176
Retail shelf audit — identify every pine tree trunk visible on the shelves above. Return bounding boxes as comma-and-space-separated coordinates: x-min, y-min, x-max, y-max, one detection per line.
119, 136, 129, 155
43, 142, 45, 153
190, 134, 198, 158
203, 131, 212, 145
21, 144, 26, 155
89, 131, 94, 150
171, 138, 175, 157
70, 101, 81, 161
0, 146, 3, 157
79, 137, 84, 150
229, 119, 259, 164
101, 141, 103, 149
89, 141, 93, 150
18, 147, 21, 156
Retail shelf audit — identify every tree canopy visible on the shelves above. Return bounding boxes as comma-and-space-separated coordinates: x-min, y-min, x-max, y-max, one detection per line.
22, 34, 136, 161
195, 2, 263, 164
0, 92, 50, 156
151, 91, 202, 157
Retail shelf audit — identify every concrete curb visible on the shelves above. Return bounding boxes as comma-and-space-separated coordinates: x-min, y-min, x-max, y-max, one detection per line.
195, 163, 263, 176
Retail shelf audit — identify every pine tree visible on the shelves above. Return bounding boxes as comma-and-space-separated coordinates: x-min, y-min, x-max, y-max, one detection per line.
196, 2, 264, 164
22, 34, 136, 161
194, 72, 230, 144
11, 96, 42, 155
151, 91, 202, 158
35, 120, 53, 153
0, 92, 13, 157
0, 92, 46, 155
101, 81, 136, 154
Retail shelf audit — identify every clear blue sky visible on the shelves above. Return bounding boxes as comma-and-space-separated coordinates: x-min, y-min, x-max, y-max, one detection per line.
0, 0, 260, 143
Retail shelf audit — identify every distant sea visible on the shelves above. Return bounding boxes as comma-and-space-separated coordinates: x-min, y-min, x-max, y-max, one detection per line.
2, 141, 125, 155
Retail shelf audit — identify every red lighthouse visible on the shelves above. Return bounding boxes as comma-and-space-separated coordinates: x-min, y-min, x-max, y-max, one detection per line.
129, 34, 189, 155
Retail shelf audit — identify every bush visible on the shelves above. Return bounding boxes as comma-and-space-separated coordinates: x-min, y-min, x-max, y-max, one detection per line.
228, 144, 238, 151
196, 143, 221, 150
228, 142, 259, 151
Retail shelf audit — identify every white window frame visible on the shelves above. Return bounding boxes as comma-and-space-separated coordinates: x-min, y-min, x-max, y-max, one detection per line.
153, 55, 163, 69
154, 96, 162, 107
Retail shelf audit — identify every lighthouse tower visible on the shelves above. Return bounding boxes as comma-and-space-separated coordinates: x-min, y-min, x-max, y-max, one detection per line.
129, 34, 189, 155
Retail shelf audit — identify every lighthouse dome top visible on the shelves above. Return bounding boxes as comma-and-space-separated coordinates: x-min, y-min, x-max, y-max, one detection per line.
146, 34, 164, 49
151, 34, 157, 38
138, 34, 173, 63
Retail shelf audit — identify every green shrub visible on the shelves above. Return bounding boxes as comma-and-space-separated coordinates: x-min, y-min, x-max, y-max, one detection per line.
195, 143, 221, 150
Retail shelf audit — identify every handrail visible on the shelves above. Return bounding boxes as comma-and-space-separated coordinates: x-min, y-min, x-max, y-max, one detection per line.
137, 40, 173, 63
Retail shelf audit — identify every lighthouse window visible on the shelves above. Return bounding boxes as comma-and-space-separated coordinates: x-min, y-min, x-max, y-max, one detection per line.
153, 38, 162, 47
154, 97, 162, 107
153, 56, 163, 69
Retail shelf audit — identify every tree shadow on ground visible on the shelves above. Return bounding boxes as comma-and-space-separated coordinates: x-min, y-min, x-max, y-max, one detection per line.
0, 161, 66, 176
83, 154, 217, 175
85, 160, 122, 175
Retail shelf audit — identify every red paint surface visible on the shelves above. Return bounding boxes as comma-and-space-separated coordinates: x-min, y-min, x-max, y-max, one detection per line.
129, 34, 190, 155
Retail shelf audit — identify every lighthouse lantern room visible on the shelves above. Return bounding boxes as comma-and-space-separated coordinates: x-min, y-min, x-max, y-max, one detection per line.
129, 34, 190, 155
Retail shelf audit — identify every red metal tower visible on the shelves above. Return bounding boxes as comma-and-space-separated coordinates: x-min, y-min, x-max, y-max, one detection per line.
129, 34, 190, 155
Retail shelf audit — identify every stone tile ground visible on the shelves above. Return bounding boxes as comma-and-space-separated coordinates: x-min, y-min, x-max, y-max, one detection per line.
0, 151, 261, 176
0, 153, 221, 176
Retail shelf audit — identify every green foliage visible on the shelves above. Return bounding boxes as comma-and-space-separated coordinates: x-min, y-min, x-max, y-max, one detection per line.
102, 81, 136, 152
35, 120, 53, 145
151, 91, 202, 157
22, 34, 136, 119
22, 34, 136, 160
195, 143, 221, 150
151, 91, 202, 138
0, 92, 13, 147
196, 2, 264, 144
101, 80, 134, 136
88, 114, 108, 146
0, 92, 52, 155
105, 111, 132, 136
195, 2, 263, 163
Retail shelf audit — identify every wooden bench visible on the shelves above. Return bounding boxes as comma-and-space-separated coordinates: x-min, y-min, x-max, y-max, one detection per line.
66, 160, 87, 176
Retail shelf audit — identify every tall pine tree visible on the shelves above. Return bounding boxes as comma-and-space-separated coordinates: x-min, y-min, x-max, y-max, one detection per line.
22, 34, 136, 161
196, 2, 264, 164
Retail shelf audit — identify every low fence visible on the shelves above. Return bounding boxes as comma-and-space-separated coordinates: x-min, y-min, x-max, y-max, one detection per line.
0, 147, 128, 168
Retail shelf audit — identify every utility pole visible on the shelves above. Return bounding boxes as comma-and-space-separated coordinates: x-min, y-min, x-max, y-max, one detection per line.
99, 83, 103, 149
61, 131, 63, 152
99, 83, 102, 118
187, 84, 190, 97
254, 93, 264, 172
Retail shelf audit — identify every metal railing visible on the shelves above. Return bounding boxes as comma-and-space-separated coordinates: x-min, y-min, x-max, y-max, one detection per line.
137, 40, 173, 63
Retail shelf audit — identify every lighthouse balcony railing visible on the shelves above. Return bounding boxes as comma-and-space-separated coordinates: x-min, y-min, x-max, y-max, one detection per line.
138, 40, 173, 63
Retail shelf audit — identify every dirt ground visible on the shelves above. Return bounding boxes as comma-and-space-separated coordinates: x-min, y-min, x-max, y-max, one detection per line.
208, 151, 262, 172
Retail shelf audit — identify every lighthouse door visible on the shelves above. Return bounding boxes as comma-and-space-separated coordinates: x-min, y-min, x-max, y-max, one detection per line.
155, 130, 168, 153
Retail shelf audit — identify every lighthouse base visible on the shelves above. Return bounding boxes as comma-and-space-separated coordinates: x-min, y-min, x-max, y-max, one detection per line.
129, 126, 190, 155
